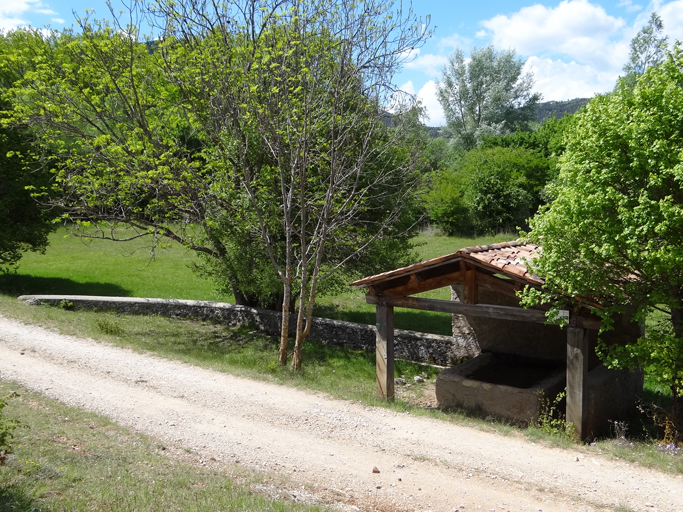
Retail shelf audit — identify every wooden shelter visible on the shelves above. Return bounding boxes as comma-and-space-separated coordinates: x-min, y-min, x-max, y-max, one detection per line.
351, 241, 633, 440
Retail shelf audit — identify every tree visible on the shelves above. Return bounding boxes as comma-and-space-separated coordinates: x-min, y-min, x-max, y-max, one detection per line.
623, 12, 668, 75
0, 31, 56, 270
429, 146, 551, 236
437, 45, 541, 149
7, 0, 429, 369
522, 44, 683, 441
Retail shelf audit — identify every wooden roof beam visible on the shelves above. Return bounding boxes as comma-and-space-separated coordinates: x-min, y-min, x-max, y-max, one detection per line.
365, 294, 601, 329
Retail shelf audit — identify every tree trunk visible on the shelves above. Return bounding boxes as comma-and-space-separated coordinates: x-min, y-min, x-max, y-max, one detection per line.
278, 268, 292, 366
291, 284, 307, 371
670, 304, 683, 443
672, 391, 683, 444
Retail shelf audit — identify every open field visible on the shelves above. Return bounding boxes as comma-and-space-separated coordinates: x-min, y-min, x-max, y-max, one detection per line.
0, 227, 514, 335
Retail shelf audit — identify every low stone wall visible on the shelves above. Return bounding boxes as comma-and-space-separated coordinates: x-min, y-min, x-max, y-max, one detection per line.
18, 295, 480, 366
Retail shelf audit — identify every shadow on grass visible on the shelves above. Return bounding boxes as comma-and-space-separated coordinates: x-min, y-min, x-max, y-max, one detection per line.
313, 304, 452, 336
0, 484, 48, 512
0, 274, 130, 298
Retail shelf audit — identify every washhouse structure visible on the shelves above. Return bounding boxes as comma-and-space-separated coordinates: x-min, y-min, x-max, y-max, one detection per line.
351, 241, 643, 440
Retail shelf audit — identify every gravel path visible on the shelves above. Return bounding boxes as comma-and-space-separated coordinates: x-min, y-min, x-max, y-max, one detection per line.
1, 315, 682, 512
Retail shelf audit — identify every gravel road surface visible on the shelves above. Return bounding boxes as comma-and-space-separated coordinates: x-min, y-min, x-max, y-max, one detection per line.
1, 315, 682, 512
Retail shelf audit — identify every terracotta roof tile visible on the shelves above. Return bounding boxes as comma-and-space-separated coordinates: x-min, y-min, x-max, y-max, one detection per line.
351, 240, 543, 288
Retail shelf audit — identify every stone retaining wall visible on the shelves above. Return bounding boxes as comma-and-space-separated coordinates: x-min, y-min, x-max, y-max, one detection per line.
18, 295, 480, 366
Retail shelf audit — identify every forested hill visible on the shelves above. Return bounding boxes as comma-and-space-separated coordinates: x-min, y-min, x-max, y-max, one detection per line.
534, 98, 589, 123
425, 98, 590, 135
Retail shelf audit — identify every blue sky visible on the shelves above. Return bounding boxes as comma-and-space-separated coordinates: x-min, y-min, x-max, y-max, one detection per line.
3, 0, 683, 125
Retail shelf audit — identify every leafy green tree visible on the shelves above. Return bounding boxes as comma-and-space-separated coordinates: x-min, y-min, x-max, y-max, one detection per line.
522, 45, 683, 440
437, 45, 541, 150
623, 12, 668, 75
480, 114, 575, 159
617, 12, 668, 91
429, 146, 551, 235
0, 30, 56, 270
7, 0, 429, 369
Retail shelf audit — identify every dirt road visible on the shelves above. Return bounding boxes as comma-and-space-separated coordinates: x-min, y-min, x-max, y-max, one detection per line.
1, 315, 681, 512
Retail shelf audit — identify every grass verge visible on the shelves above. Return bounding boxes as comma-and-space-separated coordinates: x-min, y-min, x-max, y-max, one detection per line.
0, 381, 327, 512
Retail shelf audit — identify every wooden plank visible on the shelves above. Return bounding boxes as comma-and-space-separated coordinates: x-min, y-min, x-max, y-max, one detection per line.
367, 294, 550, 323
476, 272, 520, 299
464, 265, 478, 304
375, 302, 395, 401
382, 271, 463, 297
566, 326, 589, 441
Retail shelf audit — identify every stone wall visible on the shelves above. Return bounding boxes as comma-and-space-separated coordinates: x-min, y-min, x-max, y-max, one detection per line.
18, 295, 480, 366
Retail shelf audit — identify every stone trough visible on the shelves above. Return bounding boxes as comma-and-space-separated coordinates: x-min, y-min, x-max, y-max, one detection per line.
435, 352, 566, 425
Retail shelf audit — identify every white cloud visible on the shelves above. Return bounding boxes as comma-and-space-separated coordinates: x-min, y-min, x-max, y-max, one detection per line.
396, 80, 444, 126
399, 80, 416, 96
660, 0, 683, 43
51, 17, 64, 24
403, 50, 448, 78
438, 32, 472, 51
525, 56, 618, 101
0, 0, 58, 30
618, 0, 643, 12
480, 0, 627, 69
416, 80, 445, 126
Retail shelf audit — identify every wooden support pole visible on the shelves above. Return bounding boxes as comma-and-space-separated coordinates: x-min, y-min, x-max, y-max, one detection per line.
464, 264, 478, 304
375, 301, 395, 401
567, 324, 589, 440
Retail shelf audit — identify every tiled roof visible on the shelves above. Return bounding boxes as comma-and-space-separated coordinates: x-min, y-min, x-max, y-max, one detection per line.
351, 241, 543, 288
461, 242, 542, 284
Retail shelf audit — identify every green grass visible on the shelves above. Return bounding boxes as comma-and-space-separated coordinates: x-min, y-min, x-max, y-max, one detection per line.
2, 227, 516, 335
0, 295, 442, 406
0, 227, 226, 301
0, 381, 328, 512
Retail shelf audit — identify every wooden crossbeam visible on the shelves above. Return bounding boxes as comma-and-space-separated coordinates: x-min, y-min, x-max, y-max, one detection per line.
365, 294, 601, 329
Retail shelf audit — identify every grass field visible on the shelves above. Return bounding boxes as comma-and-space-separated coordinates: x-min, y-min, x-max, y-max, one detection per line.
0, 381, 328, 512
0, 227, 516, 335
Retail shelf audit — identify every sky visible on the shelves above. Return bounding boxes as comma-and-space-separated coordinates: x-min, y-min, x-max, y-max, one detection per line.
3, 0, 683, 126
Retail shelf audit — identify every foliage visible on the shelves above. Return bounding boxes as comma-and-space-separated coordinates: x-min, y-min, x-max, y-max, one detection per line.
6, 1, 429, 369
480, 114, 575, 159
534, 390, 575, 440
623, 12, 668, 75
0, 31, 57, 270
437, 44, 541, 149
0, 393, 21, 463
618, 12, 669, 91
429, 146, 552, 235
522, 44, 683, 440
95, 318, 123, 336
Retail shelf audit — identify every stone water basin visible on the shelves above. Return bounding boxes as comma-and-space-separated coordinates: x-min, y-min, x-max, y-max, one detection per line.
435, 352, 566, 424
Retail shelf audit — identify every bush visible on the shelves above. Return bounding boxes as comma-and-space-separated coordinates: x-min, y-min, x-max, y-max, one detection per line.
429, 146, 552, 235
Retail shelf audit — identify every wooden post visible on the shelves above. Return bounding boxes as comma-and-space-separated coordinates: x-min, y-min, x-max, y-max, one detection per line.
567, 321, 589, 440
464, 264, 478, 304
376, 300, 395, 401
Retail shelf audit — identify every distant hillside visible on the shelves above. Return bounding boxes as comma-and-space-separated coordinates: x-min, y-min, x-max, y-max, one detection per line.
424, 97, 590, 134
535, 98, 589, 123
